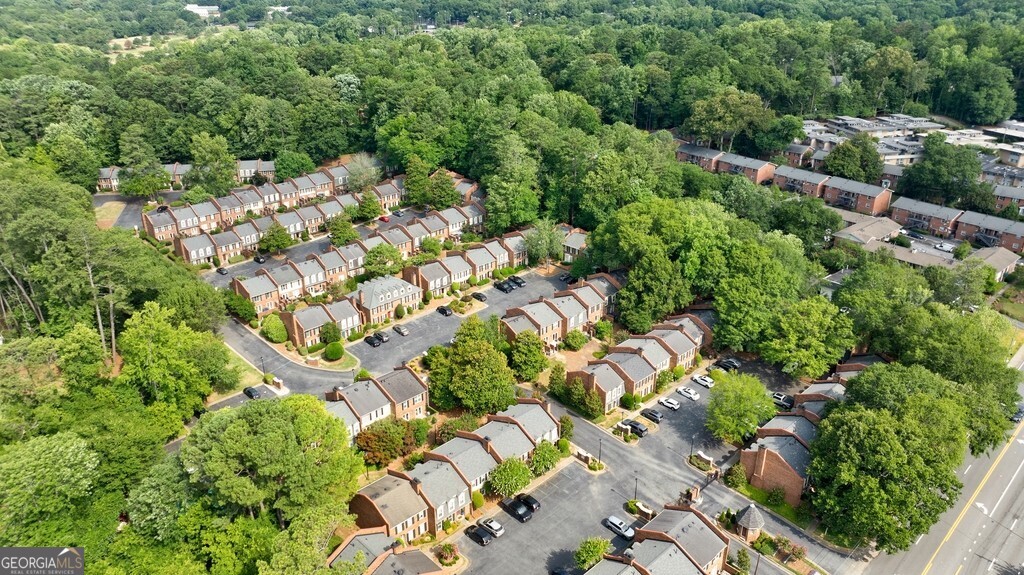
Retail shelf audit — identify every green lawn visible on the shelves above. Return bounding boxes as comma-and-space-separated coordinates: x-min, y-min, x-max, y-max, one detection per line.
734, 484, 812, 529
995, 299, 1024, 323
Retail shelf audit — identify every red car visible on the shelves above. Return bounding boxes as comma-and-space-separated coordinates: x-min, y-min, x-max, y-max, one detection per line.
378, 215, 390, 223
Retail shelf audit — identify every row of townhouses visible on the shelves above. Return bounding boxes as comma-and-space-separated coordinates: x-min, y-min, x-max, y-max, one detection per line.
889, 196, 1024, 252
499, 274, 623, 351
98, 159, 278, 192
324, 367, 430, 443
568, 314, 713, 413
346, 399, 560, 543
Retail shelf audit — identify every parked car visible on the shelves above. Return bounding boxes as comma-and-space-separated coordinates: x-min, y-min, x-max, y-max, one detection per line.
374, 331, 390, 343
508, 275, 526, 287
658, 397, 681, 411
393, 325, 409, 336
515, 493, 541, 512
243, 386, 262, 400
621, 419, 648, 437
692, 374, 715, 388
771, 392, 795, 409
501, 498, 533, 522
437, 306, 453, 316
216, 267, 228, 275
254, 254, 267, 264
478, 518, 505, 538
465, 525, 493, 547
677, 387, 700, 401
1012, 407, 1024, 423
936, 242, 956, 253
908, 231, 925, 240
472, 292, 487, 302
604, 515, 635, 539
495, 281, 513, 293
715, 358, 741, 371
392, 209, 404, 216
364, 336, 381, 348
378, 215, 390, 223
640, 408, 664, 423
558, 272, 572, 282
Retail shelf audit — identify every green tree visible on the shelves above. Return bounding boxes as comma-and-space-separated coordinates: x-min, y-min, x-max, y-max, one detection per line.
118, 123, 165, 199
258, 505, 360, 575
898, 133, 986, 206
706, 372, 777, 444
319, 323, 341, 344
617, 245, 693, 333
484, 134, 540, 235
524, 218, 563, 267
759, 296, 855, 378
436, 413, 481, 444
558, 414, 574, 441
823, 133, 884, 183
346, 153, 381, 194
420, 236, 442, 257
357, 193, 383, 221
259, 222, 294, 254
274, 151, 316, 181
404, 154, 432, 206
327, 216, 359, 246
323, 342, 344, 361
922, 259, 990, 310
428, 340, 517, 414
43, 131, 102, 190
751, 115, 805, 157
530, 440, 561, 476
488, 459, 532, 498
575, 537, 612, 570
261, 314, 288, 343
562, 330, 589, 351
126, 456, 191, 542
224, 291, 258, 322
364, 244, 404, 279
428, 170, 462, 208
184, 132, 236, 197
510, 330, 548, 382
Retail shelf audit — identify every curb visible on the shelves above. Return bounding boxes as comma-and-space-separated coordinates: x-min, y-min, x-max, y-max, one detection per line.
229, 319, 358, 375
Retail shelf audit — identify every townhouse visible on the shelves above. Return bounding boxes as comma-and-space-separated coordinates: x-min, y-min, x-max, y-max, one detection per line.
296, 205, 325, 232
739, 412, 819, 507
427, 437, 500, 493
880, 163, 904, 189
289, 259, 327, 295
275, 180, 301, 209
611, 338, 671, 374
377, 226, 415, 258
783, 143, 811, 167
954, 211, 1024, 252
174, 233, 216, 265
258, 264, 304, 302
232, 221, 261, 251
563, 229, 587, 263
255, 183, 281, 212
334, 379, 392, 431
483, 239, 512, 270
162, 162, 192, 186
401, 221, 432, 253
307, 251, 348, 285
821, 177, 892, 216
352, 276, 423, 324
417, 214, 449, 240
675, 143, 723, 171
280, 299, 362, 348
994, 184, 1024, 216
501, 232, 529, 267
232, 188, 264, 215
659, 314, 713, 351
404, 460, 472, 536
316, 197, 347, 222
459, 202, 486, 233
497, 400, 560, 445
350, 473, 430, 543
308, 171, 333, 197
503, 301, 565, 349
642, 327, 700, 370
403, 261, 452, 298
232, 275, 280, 316
569, 363, 626, 414
561, 283, 606, 325
319, 164, 350, 193
235, 159, 275, 183
212, 194, 245, 225
771, 165, 830, 197
715, 153, 776, 184
373, 179, 405, 210
325, 528, 441, 574
544, 294, 588, 336
171, 205, 201, 237
437, 207, 468, 238
460, 247, 496, 279
597, 350, 658, 398
142, 207, 177, 241
335, 243, 368, 277
289, 174, 318, 203
889, 197, 963, 238
465, 420, 535, 462
97, 166, 121, 192
191, 201, 221, 233
831, 217, 902, 245
448, 170, 483, 204
374, 367, 429, 421
272, 210, 305, 239
440, 255, 472, 287
210, 230, 243, 263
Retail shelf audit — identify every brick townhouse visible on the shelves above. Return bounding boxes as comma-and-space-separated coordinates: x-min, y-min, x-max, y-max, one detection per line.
675, 143, 724, 171
821, 177, 892, 216
350, 473, 430, 543
954, 211, 1024, 252
771, 166, 830, 198
889, 197, 963, 238
351, 276, 423, 324
715, 153, 777, 185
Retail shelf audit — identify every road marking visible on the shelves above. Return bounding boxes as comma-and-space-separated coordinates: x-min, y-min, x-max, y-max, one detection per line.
1013, 518, 1019, 531
989, 558, 996, 571
916, 534, 925, 545
992, 456, 1024, 516
955, 565, 963, 575
922, 420, 1024, 575
976, 502, 990, 515
965, 465, 973, 474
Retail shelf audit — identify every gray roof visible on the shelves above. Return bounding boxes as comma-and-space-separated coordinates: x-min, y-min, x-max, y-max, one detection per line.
339, 380, 391, 417
483, 240, 509, 261
957, 211, 1024, 236
211, 230, 241, 247
548, 295, 586, 320
465, 247, 495, 268
369, 550, 440, 575
403, 222, 430, 240
407, 459, 467, 508
972, 246, 1020, 272
431, 437, 497, 483
360, 235, 386, 250
326, 165, 350, 179
520, 302, 562, 329
587, 276, 619, 300
292, 259, 324, 278
618, 338, 671, 369
264, 264, 301, 286
473, 421, 534, 460
802, 382, 846, 400
232, 188, 263, 207
570, 284, 604, 308
774, 165, 830, 185
275, 211, 303, 228
825, 176, 886, 198
800, 400, 828, 416
419, 262, 450, 283
275, 180, 298, 195
374, 181, 403, 198
761, 415, 818, 447
214, 194, 241, 210
293, 305, 331, 330
664, 317, 704, 345
318, 199, 345, 218
503, 234, 527, 253
585, 560, 644, 575
297, 205, 323, 221
419, 215, 447, 233
355, 276, 420, 310
891, 197, 964, 220
503, 315, 537, 335
718, 152, 773, 170
833, 217, 903, 245
251, 216, 275, 232
337, 193, 359, 208
358, 475, 427, 526
645, 330, 695, 357
181, 234, 214, 252
439, 208, 467, 226
498, 403, 557, 443
757, 435, 810, 479
145, 210, 175, 228
628, 538, 703, 575
315, 250, 346, 271
995, 185, 1024, 201
441, 255, 472, 277
643, 508, 726, 569
676, 143, 723, 160
99, 166, 119, 179
325, 299, 360, 323
375, 368, 425, 404
233, 221, 259, 240
172, 205, 198, 225
564, 231, 587, 250
460, 203, 484, 219
882, 164, 905, 177
583, 363, 625, 394
191, 201, 218, 218
379, 226, 412, 246
256, 183, 279, 199
329, 531, 393, 567
736, 504, 765, 529
238, 275, 277, 297
325, 397, 359, 431
336, 243, 366, 263
604, 352, 656, 383
308, 171, 331, 186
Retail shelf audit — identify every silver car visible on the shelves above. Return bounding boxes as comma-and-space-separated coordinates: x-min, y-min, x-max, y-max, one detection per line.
692, 374, 715, 388
605, 515, 635, 539
478, 517, 505, 538
677, 387, 701, 401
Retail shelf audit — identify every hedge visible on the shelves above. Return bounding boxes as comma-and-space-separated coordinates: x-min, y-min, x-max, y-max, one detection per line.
307, 342, 326, 354
324, 342, 344, 361
260, 314, 288, 343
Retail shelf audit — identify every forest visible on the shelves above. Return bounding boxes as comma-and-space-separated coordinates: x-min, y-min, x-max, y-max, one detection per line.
0, 0, 1022, 571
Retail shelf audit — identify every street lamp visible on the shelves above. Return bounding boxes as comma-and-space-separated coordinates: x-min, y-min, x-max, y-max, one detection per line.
260, 355, 266, 376
633, 475, 639, 501
598, 438, 603, 467
689, 433, 698, 458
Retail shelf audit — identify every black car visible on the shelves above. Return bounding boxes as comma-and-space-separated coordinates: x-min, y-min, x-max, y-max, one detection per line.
465, 525, 493, 547
908, 231, 925, 240
216, 267, 228, 275
640, 408, 664, 423
515, 493, 541, 512
558, 272, 572, 282
364, 335, 382, 347
243, 386, 262, 400
495, 281, 513, 294
254, 254, 267, 264
508, 275, 526, 287
501, 497, 533, 522
472, 292, 487, 302
374, 331, 390, 343
437, 306, 453, 316
1012, 406, 1024, 423
715, 358, 741, 371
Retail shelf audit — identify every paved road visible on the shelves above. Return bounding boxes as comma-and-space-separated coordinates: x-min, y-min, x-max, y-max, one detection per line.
93, 191, 181, 230
865, 350, 1024, 575
350, 272, 565, 375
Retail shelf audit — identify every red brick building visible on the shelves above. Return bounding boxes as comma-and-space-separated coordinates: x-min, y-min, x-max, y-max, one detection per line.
771, 166, 830, 198
715, 153, 777, 185
822, 176, 892, 216
889, 197, 963, 238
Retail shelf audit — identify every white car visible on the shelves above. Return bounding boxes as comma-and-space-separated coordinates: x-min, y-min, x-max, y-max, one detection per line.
605, 515, 635, 539
658, 397, 681, 411
936, 242, 956, 253
692, 374, 715, 388
477, 517, 505, 538
677, 387, 700, 401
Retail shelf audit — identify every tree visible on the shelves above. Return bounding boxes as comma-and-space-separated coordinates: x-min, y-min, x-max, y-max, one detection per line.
558, 414, 574, 441
259, 222, 294, 253
436, 414, 480, 444
258, 506, 359, 575
126, 456, 191, 542
428, 340, 517, 414
224, 291, 257, 323
0, 432, 99, 545
357, 193, 383, 221
346, 153, 381, 194
706, 372, 777, 444
43, 131, 102, 190
751, 115, 805, 157
530, 440, 561, 476
404, 154, 432, 206
898, 133, 986, 206
428, 170, 462, 208
364, 244, 404, 279
510, 330, 548, 382
759, 296, 855, 378
179, 395, 363, 526
575, 537, 612, 570
420, 236, 442, 257
562, 330, 589, 351
184, 132, 236, 197
922, 260, 990, 310
355, 418, 411, 467
327, 216, 359, 246
261, 314, 288, 343
617, 245, 693, 333
823, 133, 883, 183
118, 124, 165, 199
275, 151, 316, 181
594, 321, 613, 341
319, 323, 341, 344
323, 342, 344, 361
488, 459, 532, 498
484, 134, 540, 235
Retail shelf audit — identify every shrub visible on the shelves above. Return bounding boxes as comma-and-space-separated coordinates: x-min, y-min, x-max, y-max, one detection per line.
753, 533, 777, 556
323, 342, 344, 361
625, 499, 639, 514
410, 418, 430, 445
656, 370, 673, 392
468, 275, 478, 286
588, 460, 605, 471
561, 330, 589, 351
418, 302, 424, 310
437, 542, 458, 566
620, 393, 638, 410
724, 463, 748, 488
298, 346, 308, 356
307, 342, 326, 354
471, 491, 484, 510
212, 256, 221, 267
734, 549, 751, 574
249, 319, 259, 329
285, 341, 294, 351
767, 487, 786, 507
442, 519, 454, 533
260, 314, 287, 343
689, 454, 711, 471
559, 414, 574, 441
263, 373, 276, 384
395, 305, 406, 319
789, 545, 807, 561
357, 368, 372, 380
594, 320, 613, 341
557, 437, 570, 455
672, 365, 686, 380
320, 322, 342, 343
424, 291, 433, 303
403, 451, 425, 470
347, 330, 363, 342
197, 263, 212, 270
436, 414, 481, 444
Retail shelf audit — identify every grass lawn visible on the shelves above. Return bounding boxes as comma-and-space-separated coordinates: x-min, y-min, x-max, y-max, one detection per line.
94, 201, 125, 229
206, 352, 264, 404
994, 298, 1024, 323
321, 352, 359, 371
735, 483, 812, 529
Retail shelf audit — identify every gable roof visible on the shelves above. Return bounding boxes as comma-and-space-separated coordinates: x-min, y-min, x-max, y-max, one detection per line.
329, 531, 394, 568
645, 329, 696, 356
293, 305, 331, 331
825, 176, 887, 198
891, 197, 964, 220
145, 210, 176, 228
761, 414, 818, 446
181, 234, 214, 252
431, 437, 497, 482
441, 255, 472, 277
972, 246, 1020, 271
407, 459, 468, 508
211, 230, 241, 247
833, 217, 902, 245
355, 276, 420, 310
564, 231, 587, 250
357, 475, 427, 526
498, 402, 557, 444
369, 550, 440, 575
292, 259, 324, 278
325, 299, 360, 323
191, 201, 218, 218
418, 215, 447, 233
676, 143, 723, 160
642, 508, 727, 569
774, 165, 830, 185
297, 205, 323, 221
264, 264, 301, 285
439, 207, 467, 226
502, 315, 537, 335
237, 275, 277, 297
338, 379, 390, 417
374, 368, 426, 405
473, 421, 534, 460
718, 152, 773, 170
419, 262, 450, 283
308, 171, 331, 186
604, 352, 656, 382
520, 302, 562, 329
315, 250, 346, 270
617, 338, 671, 368
583, 363, 625, 393
958, 210, 1024, 236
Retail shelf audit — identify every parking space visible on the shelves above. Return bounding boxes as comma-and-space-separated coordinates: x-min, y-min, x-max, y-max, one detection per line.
730, 356, 799, 394
350, 272, 565, 375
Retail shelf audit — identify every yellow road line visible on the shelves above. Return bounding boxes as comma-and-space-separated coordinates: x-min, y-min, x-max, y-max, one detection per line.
954, 565, 962, 575
921, 421, 1024, 575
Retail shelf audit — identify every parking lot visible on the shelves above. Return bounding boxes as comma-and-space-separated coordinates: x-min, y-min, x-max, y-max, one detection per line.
349, 272, 566, 375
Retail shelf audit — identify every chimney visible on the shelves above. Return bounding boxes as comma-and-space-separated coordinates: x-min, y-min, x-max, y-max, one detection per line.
325, 390, 342, 402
